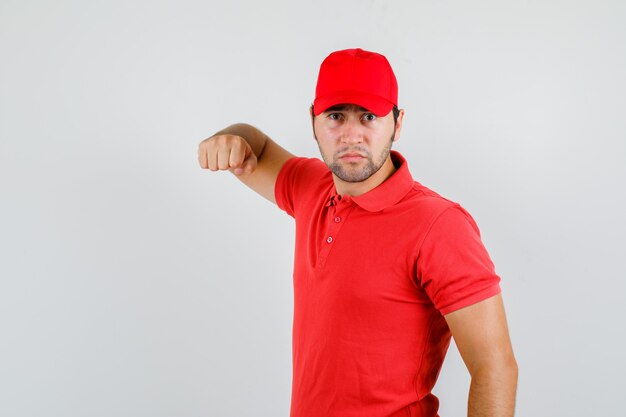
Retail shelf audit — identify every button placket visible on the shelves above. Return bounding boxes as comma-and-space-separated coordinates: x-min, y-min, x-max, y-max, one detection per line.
315, 199, 354, 270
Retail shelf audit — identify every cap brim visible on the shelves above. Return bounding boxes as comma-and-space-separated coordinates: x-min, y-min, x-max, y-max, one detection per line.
313, 91, 394, 117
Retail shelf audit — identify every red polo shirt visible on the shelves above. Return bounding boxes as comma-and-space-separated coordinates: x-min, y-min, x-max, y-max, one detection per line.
275, 151, 501, 417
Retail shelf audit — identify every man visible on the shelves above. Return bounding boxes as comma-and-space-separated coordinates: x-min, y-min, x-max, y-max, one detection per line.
198, 48, 518, 417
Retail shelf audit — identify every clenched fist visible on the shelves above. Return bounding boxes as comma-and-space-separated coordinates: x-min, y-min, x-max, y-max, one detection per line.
197, 134, 258, 176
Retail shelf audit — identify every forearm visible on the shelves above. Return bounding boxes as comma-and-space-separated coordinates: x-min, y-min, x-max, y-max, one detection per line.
468, 361, 518, 417
213, 123, 270, 160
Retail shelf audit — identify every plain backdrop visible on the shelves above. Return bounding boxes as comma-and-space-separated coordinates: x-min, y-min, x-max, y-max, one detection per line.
1, 1, 625, 416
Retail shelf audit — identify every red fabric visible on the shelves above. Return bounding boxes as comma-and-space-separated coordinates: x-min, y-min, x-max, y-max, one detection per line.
275, 151, 501, 417
313, 48, 398, 116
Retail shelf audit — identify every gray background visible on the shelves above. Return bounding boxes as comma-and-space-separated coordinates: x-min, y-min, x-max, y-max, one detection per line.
1, 0, 624, 416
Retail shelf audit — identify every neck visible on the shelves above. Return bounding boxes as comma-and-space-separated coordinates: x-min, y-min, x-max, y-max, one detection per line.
333, 155, 397, 197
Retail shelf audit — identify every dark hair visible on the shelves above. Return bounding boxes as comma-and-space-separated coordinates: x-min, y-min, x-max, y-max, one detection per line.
310, 104, 400, 127
391, 105, 400, 125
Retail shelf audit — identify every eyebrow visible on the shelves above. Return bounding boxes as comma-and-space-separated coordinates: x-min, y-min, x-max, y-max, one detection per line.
324, 104, 371, 113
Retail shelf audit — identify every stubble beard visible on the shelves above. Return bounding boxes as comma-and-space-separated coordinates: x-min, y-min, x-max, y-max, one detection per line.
320, 132, 395, 183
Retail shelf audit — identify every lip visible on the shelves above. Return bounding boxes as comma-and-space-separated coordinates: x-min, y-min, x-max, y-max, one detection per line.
339, 153, 366, 161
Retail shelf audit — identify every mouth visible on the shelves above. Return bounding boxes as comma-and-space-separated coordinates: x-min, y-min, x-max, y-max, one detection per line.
338, 152, 367, 162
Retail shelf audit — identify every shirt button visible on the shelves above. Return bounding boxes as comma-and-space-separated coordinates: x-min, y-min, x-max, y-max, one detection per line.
326, 236, 333, 244
334, 216, 341, 223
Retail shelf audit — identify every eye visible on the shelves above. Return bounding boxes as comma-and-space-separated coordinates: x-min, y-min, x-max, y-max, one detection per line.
327, 112, 343, 120
362, 113, 377, 122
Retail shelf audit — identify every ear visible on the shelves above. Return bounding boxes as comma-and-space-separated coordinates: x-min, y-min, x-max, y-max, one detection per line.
309, 105, 318, 142
393, 109, 405, 142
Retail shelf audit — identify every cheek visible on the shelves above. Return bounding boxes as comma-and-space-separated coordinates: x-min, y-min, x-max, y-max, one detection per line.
316, 137, 333, 153
314, 125, 337, 144
316, 137, 340, 161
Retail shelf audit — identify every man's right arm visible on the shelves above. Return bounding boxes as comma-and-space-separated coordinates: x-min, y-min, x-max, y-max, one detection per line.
197, 123, 295, 204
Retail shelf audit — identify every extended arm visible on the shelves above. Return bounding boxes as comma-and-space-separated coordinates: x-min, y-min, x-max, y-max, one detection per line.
197, 123, 295, 203
444, 294, 518, 417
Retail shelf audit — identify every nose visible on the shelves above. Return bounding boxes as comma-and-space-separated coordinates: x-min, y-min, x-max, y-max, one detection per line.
339, 118, 364, 144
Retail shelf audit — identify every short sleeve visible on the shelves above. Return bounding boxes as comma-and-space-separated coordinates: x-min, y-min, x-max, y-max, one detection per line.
417, 204, 501, 315
275, 157, 328, 218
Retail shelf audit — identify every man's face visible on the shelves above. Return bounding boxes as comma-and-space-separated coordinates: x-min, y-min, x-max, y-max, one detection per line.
312, 104, 402, 183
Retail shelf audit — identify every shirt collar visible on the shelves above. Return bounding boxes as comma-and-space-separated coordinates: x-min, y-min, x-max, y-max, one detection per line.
327, 151, 414, 212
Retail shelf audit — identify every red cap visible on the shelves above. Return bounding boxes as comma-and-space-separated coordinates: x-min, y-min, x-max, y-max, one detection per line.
313, 48, 398, 117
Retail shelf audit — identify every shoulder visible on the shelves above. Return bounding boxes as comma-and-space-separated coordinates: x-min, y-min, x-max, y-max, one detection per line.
279, 156, 327, 176
277, 156, 330, 189
275, 156, 332, 216
388, 151, 461, 216
395, 179, 461, 222
389, 180, 486, 252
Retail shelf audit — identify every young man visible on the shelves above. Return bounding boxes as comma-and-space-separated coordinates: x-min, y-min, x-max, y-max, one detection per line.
198, 48, 518, 417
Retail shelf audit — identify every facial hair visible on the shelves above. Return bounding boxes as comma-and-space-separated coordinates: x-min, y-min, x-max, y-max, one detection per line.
319, 131, 395, 183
